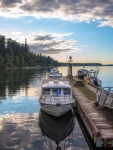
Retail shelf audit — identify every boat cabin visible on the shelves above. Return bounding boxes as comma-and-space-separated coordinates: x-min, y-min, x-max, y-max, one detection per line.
77, 68, 89, 79
40, 79, 72, 104
88, 69, 98, 79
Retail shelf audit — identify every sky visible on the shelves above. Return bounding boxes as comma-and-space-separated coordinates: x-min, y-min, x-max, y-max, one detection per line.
0, 0, 113, 64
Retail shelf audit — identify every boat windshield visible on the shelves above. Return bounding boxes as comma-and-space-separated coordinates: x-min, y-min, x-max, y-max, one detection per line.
42, 89, 50, 95
52, 88, 61, 96
42, 88, 71, 96
64, 88, 71, 95
89, 72, 97, 78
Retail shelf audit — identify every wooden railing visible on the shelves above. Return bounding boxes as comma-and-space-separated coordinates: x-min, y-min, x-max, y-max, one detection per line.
96, 87, 113, 108
40, 95, 73, 104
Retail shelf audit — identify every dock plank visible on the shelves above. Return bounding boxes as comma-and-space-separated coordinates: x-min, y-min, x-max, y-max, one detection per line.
72, 83, 113, 147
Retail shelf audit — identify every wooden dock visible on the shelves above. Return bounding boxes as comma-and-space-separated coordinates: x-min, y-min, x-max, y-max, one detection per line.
71, 77, 113, 148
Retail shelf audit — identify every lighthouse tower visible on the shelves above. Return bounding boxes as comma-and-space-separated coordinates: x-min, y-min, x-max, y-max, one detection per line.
68, 56, 73, 77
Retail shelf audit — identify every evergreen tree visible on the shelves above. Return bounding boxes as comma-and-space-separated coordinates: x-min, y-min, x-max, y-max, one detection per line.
0, 34, 59, 68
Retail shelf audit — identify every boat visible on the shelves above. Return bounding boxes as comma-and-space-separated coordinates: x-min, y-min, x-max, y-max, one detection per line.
88, 69, 102, 86
49, 72, 62, 78
50, 68, 59, 74
76, 68, 102, 86
39, 78, 75, 117
38, 109, 75, 150
49, 68, 62, 78
76, 67, 89, 80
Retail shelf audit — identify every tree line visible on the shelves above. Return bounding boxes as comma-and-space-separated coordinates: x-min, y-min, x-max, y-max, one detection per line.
0, 34, 58, 68
59, 62, 102, 66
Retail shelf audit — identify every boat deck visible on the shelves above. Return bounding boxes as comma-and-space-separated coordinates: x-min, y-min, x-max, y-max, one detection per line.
42, 77, 68, 83
42, 77, 71, 89
72, 77, 113, 148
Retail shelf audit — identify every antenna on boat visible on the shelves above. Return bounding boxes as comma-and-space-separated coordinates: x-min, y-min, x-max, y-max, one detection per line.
96, 67, 99, 73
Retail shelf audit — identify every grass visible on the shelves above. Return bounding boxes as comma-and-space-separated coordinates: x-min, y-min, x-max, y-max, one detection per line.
69, 77, 96, 101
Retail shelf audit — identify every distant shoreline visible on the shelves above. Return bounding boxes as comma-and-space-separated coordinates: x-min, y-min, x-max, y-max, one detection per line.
0, 66, 50, 70
72, 65, 113, 66
102, 65, 113, 66
58, 63, 113, 66
0, 64, 113, 70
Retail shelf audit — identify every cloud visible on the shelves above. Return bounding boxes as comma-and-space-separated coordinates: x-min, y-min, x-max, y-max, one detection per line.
0, 30, 82, 54
0, 0, 113, 27
32, 48, 70, 54
33, 35, 54, 41
27, 33, 78, 54
0, 0, 22, 8
98, 19, 113, 27
11, 31, 23, 36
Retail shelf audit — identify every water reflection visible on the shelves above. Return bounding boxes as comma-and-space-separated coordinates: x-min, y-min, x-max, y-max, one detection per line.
39, 109, 75, 150
0, 69, 50, 100
0, 69, 50, 115
0, 68, 94, 149
0, 112, 49, 150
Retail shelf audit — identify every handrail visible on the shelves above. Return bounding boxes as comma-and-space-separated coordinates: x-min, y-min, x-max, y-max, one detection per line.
44, 95, 46, 103
64, 95, 66, 104
96, 87, 113, 108
41, 94, 72, 104
50, 95, 52, 103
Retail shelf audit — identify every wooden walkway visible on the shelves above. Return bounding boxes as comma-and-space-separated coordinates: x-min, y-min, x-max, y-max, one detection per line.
72, 83, 113, 148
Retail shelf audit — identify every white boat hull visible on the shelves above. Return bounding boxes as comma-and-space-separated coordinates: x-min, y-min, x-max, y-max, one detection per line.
40, 103, 74, 117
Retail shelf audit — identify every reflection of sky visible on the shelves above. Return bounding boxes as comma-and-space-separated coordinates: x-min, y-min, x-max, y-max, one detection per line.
0, 112, 89, 150
0, 113, 48, 150
0, 73, 43, 115
0, 85, 41, 114
0, 96, 40, 115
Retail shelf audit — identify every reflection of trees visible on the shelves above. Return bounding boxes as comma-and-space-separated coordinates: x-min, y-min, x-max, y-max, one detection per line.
0, 113, 48, 150
0, 69, 49, 99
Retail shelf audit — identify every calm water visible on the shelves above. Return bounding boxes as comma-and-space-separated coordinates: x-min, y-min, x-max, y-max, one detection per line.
0, 66, 113, 150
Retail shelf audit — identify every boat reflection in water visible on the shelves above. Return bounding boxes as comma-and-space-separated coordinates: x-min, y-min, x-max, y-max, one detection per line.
38, 109, 75, 150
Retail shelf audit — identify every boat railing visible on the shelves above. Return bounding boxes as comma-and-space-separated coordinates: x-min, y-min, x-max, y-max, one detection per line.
64, 95, 73, 104
96, 87, 113, 108
41, 94, 73, 104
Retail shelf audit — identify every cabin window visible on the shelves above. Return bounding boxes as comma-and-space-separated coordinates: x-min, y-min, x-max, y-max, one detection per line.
52, 88, 61, 96
42, 89, 50, 95
64, 88, 71, 95
89, 73, 95, 77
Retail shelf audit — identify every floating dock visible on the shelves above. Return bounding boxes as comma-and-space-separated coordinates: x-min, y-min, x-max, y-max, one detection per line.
71, 77, 113, 148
